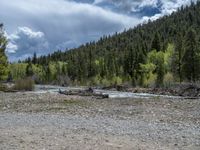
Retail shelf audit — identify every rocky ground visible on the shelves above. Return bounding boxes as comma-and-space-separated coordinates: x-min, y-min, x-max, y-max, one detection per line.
0, 92, 200, 150
104, 83, 200, 98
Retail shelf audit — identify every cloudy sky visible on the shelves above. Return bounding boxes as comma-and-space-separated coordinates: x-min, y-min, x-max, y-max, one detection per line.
0, 0, 197, 61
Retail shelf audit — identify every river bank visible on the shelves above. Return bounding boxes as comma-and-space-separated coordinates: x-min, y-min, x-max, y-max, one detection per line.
102, 83, 200, 98
0, 91, 200, 149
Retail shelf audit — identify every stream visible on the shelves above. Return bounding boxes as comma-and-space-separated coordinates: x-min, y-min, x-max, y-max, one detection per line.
34, 85, 180, 99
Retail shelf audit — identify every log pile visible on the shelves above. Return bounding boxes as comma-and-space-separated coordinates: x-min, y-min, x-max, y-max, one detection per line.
59, 88, 109, 99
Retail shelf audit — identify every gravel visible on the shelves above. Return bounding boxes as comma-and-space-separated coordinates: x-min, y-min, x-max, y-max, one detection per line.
0, 92, 200, 149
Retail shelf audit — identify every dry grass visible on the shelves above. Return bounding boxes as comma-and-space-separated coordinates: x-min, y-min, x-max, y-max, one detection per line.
13, 77, 35, 91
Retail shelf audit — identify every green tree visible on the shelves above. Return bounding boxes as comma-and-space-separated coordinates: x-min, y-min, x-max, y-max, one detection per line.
172, 35, 183, 82
182, 29, 200, 82
124, 46, 138, 86
26, 62, 34, 77
0, 24, 8, 81
151, 32, 161, 52
141, 50, 165, 87
45, 64, 52, 82
32, 52, 37, 64
155, 52, 165, 87
19, 2, 200, 85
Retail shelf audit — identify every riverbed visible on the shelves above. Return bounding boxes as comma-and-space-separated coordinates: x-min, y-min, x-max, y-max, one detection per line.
0, 86, 199, 149
34, 85, 181, 99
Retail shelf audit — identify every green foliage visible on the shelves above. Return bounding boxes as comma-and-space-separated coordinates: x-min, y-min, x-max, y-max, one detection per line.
0, 84, 8, 91
143, 73, 157, 88
151, 32, 161, 52
163, 72, 174, 88
164, 44, 174, 72
32, 64, 46, 83
140, 48, 170, 87
171, 34, 183, 82
26, 62, 34, 77
140, 43, 179, 87
0, 24, 8, 81
101, 78, 111, 87
111, 76, 123, 86
10, 2, 200, 86
91, 76, 101, 85
9, 63, 27, 80
32, 52, 37, 64
140, 63, 156, 87
155, 51, 165, 87
182, 28, 200, 82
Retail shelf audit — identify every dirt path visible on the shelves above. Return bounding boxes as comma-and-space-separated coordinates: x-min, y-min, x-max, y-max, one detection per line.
0, 92, 200, 149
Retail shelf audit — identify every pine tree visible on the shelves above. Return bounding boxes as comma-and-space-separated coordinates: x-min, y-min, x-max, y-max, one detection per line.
44, 64, 51, 82
19, 2, 200, 85
172, 34, 183, 82
0, 24, 8, 81
26, 62, 34, 77
32, 52, 37, 64
155, 52, 165, 87
182, 29, 200, 82
151, 32, 161, 52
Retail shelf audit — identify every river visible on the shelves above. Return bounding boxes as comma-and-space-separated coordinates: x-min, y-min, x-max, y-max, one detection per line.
34, 85, 180, 99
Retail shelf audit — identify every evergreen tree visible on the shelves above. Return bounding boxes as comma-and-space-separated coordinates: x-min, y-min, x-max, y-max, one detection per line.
155, 52, 165, 87
151, 32, 161, 52
21, 2, 200, 85
45, 64, 51, 82
172, 35, 183, 82
0, 24, 8, 81
182, 28, 200, 82
32, 52, 37, 64
26, 62, 34, 77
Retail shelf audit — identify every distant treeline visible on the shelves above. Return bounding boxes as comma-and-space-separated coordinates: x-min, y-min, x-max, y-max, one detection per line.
5, 2, 200, 87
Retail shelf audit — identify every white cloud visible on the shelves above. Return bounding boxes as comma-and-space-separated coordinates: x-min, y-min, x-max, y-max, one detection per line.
1, 0, 140, 61
93, 0, 155, 12
6, 27, 49, 61
142, 0, 197, 21
139, 0, 158, 8
93, 0, 197, 15
6, 43, 18, 54
1, 0, 198, 61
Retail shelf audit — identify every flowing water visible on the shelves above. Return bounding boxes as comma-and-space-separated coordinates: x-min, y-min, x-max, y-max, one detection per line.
34, 85, 180, 99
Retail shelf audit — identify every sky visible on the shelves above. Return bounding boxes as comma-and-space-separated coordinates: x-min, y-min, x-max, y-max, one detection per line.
0, 0, 197, 61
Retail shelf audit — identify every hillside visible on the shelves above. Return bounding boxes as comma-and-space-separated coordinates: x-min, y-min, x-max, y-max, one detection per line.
18, 1, 200, 86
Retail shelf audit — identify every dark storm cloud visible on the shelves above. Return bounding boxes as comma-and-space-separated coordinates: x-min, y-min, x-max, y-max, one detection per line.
1, 0, 140, 61
0, 0, 197, 61
93, 0, 197, 15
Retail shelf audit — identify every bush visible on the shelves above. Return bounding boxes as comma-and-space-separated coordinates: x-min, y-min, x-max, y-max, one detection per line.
101, 78, 111, 86
143, 73, 157, 88
111, 76, 122, 86
0, 84, 8, 92
90, 76, 101, 85
163, 72, 174, 88
13, 77, 35, 91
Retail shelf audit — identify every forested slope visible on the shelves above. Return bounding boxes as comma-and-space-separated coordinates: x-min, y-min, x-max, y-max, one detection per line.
18, 2, 200, 86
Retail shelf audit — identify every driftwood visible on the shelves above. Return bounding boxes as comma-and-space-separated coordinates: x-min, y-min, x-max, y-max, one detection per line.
3, 90, 19, 93
59, 88, 109, 99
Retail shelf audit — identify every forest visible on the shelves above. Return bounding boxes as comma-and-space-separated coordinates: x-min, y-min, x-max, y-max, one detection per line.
1, 1, 200, 88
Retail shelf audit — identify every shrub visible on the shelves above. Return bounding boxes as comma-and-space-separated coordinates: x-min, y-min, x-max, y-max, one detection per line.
101, 78, 111, 86
0, 84, 8, 92
163, 72, 174, 88
112, 76, 122, 86
13, 77, 35, 91
143, 73, 157, 88
90, 76, 101, 85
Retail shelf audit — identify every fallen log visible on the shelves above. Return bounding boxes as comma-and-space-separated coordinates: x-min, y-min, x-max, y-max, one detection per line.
59, 88, 109, 99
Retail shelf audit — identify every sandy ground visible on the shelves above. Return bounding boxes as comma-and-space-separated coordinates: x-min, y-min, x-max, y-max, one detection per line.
0, 92, 200, 150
